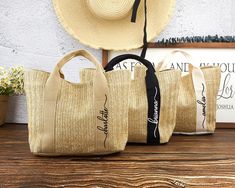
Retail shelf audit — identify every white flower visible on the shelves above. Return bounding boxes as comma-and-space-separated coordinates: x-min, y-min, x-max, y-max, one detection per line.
0, 66, 24, 96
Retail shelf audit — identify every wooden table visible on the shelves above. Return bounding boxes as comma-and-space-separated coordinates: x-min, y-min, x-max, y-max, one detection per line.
0, 124, 235, 187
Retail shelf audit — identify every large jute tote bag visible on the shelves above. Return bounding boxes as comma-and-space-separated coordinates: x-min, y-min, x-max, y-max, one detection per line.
105, 54, 181, 144
158, 50, 221, 134
24, 50, 131, 156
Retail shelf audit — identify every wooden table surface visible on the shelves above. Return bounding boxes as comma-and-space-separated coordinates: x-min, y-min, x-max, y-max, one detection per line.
0, 124, 235, 188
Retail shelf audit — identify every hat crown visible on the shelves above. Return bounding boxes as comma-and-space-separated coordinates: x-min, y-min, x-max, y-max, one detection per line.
87, 0, 135, 20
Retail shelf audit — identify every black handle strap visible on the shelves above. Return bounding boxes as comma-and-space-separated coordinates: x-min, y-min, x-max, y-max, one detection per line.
105, 54, 154, 73
104, 54, 161, 145
131, 0, 148, 58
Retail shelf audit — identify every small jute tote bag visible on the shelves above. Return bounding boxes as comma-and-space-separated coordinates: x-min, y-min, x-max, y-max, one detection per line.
24, 50, 131, 156
158, 50, 221, 134
105, 54, 181, 144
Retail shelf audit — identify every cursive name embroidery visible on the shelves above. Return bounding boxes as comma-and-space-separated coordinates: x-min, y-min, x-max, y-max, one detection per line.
217, 73, 235, 100
197, 83, 206, 128
147, 87, 159, 138
97, 95, 108, 148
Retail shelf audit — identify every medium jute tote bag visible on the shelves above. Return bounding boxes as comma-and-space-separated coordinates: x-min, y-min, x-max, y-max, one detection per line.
105, 54, 181, 144
24, 50, 131, 156
158, 50, 221, 134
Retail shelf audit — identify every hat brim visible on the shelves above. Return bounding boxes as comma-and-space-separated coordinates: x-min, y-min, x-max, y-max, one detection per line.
52, 0, 175, 50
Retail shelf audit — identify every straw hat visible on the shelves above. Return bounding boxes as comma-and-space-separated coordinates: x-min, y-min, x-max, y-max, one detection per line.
52, 0, 175, 50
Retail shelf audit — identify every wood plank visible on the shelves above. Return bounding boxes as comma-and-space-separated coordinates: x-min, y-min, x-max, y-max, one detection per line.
102, 42, 235, 66
0, 124, 234, 187
217, 123, 235, 129
147, 42, 235, 49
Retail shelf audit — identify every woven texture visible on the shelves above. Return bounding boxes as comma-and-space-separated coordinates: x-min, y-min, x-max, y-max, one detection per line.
24, 69, 131, 156
128, 66, 181, 144
52, 0, 175, 50
174, 66, 221, 134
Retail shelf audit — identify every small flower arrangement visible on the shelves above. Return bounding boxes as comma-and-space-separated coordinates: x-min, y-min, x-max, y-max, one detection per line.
0, 66, 24, 96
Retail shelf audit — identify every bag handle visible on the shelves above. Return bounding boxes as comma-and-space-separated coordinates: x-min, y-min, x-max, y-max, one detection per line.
158, 50, 207, 132
47, 50, 107, 99
105, 54, 154, 71
105, 54, 156, 89
54, 50, 102, 77
42, 50, 108, 153
158, 50, 197, 73
105, 54, 161, 145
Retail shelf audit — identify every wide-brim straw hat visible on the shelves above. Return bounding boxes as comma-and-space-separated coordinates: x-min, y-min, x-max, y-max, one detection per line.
52, 0, 175, 50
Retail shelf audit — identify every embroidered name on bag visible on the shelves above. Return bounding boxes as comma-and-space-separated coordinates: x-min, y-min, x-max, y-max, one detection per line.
147, 87, 159, 138
97, 95, 108, 148
146, 82, 161, 145
197, 83, 206, 128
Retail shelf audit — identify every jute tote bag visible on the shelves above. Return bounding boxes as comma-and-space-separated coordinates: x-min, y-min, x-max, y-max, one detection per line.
158, 50, 221, 134
105, 54, 181, 144
24, 50, 131, 156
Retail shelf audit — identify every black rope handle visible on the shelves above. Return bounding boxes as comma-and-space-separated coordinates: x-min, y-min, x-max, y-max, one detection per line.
104, 53, 160, 145
104, 54, 157, 90
105, 54, 154, 71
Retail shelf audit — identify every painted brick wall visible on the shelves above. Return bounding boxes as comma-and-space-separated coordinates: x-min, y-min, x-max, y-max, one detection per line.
0, 0, 234, 123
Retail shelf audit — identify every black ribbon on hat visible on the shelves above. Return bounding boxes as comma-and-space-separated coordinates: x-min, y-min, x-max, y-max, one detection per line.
130, 0, 161, 145
131, 0, 148, 58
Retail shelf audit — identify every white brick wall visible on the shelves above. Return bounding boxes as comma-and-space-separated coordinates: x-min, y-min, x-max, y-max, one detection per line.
0, 0, 234, 123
